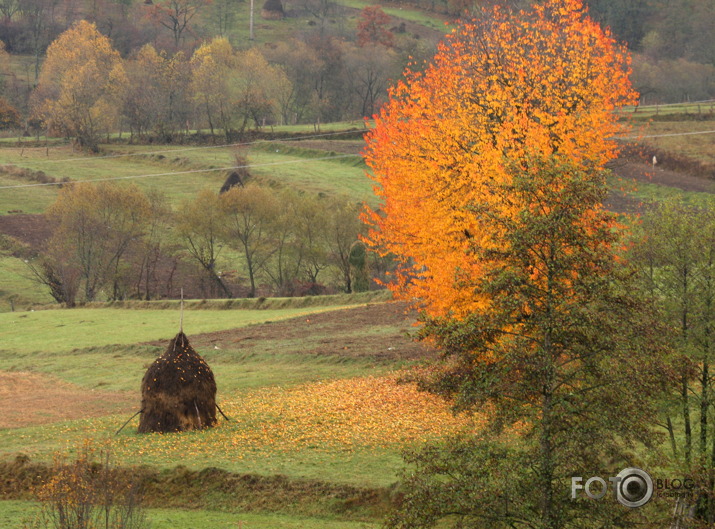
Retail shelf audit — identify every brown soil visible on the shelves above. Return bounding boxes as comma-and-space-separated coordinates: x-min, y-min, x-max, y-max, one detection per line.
146, 301, 435, 362
616, 160, 715, 193
0, 213, 51, 248
0, 371, 134, 429
606, 158, 715, 214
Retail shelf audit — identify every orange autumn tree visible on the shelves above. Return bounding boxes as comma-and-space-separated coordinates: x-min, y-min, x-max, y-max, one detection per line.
364, 0, 636, 319
367, 1, 670, 528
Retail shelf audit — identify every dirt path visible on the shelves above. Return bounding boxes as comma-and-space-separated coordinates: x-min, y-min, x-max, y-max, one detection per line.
605, 158, 715, 213
616, 161, 715, 194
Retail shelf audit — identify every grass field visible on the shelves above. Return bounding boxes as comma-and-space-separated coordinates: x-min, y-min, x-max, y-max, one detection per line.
0, 305, 359, 354
0, 299, 470, 527
628, 121, 715, 166
0, 374, 464, 486
0, 500, 380, 529
0, 255, 53, 310
618, 100, 715, 118
0, 138, 373, 210
0, 171, 59, 214
2, 36, 715, 524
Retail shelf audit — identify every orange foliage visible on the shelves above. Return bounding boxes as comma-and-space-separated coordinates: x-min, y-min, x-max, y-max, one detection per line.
363, 0, 637, 318
220, 374, 478, 451
106, 374, 480, 463
357, 6, 394, 48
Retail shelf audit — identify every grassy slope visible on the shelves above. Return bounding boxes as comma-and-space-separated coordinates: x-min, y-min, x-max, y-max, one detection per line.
0, 500, 380, 529
0, 172, 57, 214
632, 121, 715, 166
0, 139, 374, 311
0, 6, 519, 528
0, 140, 371, 210
0, 305, 361, 354
0, 299, 433, 490
0, 255, 53, 310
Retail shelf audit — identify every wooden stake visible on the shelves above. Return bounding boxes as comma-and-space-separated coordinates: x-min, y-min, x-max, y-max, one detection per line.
115, 410, 142, 436
194, 400, 202, 429
249, 0, 254, 40
216, 403, 231, 421
180, 288, 184, 333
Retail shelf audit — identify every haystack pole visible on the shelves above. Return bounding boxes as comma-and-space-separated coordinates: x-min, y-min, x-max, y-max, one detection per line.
137, 290, 218, 433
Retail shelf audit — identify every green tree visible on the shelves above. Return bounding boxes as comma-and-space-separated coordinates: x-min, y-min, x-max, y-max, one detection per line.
389, 158, 667, 529
132, 189, 171, 300
348, 240, 369, 293
325, 197, 364, 293
295, 193, 330, 288
262, 189, 305, 295
632, 199, 715, 521
177, 189, 233, 298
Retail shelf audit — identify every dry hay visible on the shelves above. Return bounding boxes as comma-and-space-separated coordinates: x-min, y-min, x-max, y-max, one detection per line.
261, 0, 285, 19
138, 332, 217, 433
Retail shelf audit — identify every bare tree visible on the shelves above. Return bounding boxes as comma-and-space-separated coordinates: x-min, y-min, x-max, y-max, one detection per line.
221, 184, 279, 298
46, 182, 151, 302
147, 0, 210, 49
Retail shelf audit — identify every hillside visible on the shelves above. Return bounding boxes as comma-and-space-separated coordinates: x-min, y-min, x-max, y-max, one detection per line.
0, 2, 714, 527
0, 298, 451, 527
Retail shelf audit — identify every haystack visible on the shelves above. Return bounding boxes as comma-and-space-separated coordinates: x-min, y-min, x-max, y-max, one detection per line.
219, 171, 244, 194
138, 332, 217, 433
261, 0, 285, 20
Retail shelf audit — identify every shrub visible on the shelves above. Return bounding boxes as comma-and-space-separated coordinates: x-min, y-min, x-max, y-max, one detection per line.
32, 447, 147, 529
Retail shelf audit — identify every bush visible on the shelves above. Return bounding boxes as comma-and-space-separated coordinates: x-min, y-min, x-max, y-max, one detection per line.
0, 97, 21, 130
30, 447, 147, 529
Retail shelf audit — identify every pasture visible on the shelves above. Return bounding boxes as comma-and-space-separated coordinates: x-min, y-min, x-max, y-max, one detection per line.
1, 100, 714, 526
0, 299, 477, 526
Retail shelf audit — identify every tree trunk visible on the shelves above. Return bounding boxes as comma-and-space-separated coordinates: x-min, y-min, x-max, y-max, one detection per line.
540, 391, 558, 529
701, 360, 709, 461
684, 373, 692, 468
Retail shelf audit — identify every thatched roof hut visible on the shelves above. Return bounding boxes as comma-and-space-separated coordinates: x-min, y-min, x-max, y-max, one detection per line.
261, 0, 285, 20
138, 332, 217, 433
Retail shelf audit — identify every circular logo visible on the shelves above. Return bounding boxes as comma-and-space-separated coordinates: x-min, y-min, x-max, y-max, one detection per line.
615, 467, 653, 508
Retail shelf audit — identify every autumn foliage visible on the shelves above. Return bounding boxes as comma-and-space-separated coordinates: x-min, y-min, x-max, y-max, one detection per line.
363, 0, 637, 318
357, 6, 394, 48
30, 20, 126, 151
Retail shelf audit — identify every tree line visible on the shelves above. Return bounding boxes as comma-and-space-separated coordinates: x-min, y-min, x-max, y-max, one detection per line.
29, 179, 380, 306
0, 1, 433, 143
2, 19, 406, 151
